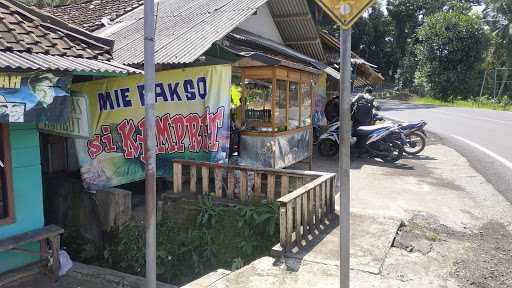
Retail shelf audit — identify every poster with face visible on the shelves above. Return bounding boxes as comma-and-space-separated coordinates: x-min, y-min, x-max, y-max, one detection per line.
0, 72, 72, 123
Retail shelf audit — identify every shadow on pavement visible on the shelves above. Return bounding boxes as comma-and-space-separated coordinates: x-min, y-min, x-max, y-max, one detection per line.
277, 216, 340, 272
404, 154, 437, 161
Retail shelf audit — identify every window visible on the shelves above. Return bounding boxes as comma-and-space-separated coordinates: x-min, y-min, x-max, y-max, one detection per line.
244, 79, 272, 130
288, 82, 300, 129
275, 80, 287, 131
0, 124, 14, 224
301, 81, 312, 126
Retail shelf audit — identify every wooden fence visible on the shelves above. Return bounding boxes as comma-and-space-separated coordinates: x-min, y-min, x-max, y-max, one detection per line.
171, 159, 337, 253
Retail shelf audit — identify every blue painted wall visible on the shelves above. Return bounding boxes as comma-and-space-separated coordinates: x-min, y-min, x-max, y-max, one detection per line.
0, 124, 44, 273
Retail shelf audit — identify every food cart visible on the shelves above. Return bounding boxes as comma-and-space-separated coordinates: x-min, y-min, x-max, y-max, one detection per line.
238, 62, 319, 169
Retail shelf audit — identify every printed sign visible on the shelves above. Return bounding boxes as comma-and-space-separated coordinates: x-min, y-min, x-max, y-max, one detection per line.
72, 65, 231, 190
0, 72, 72, 123
39, 92, 90, 138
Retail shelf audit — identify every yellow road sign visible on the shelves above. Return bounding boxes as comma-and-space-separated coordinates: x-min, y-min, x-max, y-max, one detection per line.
315, 0, 375, 29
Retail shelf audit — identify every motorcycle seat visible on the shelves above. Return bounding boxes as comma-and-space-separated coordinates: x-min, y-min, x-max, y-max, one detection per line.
354, 123, 394, 135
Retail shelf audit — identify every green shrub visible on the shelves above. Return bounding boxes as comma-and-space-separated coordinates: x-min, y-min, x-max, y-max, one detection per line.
103, 196, 279, 286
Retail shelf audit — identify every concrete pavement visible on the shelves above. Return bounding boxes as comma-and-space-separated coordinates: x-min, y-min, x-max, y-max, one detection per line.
185, 141, 512, 287
379, 100, 512, 203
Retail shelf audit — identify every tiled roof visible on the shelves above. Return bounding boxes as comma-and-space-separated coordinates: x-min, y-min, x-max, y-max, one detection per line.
42, 0, 144, 32
0, 0, 113, 60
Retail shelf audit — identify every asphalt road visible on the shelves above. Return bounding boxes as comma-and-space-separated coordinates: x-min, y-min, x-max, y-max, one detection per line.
379, 100, 512, 203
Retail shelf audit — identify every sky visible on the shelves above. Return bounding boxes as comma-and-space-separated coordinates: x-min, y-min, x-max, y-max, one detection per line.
376, 0, 485, 15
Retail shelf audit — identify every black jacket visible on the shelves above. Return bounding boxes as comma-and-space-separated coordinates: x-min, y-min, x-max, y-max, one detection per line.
24, 96, 71, 123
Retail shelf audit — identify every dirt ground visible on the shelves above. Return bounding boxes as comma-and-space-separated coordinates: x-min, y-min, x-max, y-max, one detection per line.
299, 134, 512, 288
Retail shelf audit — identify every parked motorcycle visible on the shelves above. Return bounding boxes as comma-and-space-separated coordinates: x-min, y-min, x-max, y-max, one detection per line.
354, 95, 428, 156
397, 120, 428, 155
318, 121, 406, 163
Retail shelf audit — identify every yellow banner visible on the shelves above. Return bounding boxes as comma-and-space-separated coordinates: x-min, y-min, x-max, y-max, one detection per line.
72, 65, 232, 190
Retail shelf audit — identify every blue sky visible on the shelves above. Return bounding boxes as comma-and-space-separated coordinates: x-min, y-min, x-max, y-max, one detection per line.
376, 0, 484, 14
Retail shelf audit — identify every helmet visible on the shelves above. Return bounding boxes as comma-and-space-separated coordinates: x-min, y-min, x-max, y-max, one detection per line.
364, 86, 373, 94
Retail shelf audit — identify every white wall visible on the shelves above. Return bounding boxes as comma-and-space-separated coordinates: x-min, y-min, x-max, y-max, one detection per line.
237, 4, 284, 44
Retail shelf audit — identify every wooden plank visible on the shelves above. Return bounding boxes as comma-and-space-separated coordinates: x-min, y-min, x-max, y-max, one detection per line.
227, 169, 235, 199
325, 178, 331, 215
302, 193, 308, 239
331, 177, 336, 215
308, 189, 314, 232
173, 162, 181, 193
202, 167, 209, 195
172, 159, 332, 178
320, 181, 327, 219
0, 225, 63, 252
286, 202, 294, 250
40, 239, 48, 260
215, 168, 223, 198
280, 206, 287, 250
190, 165, 197, 194
49, 235, 60, 280
295, 197, 302, 247
276, 175, 331, 203
267, 174, 275, 202
315, 185, 321, 226
254, 173, 262, 201
240, 170, 248, 202
280, 175, 289, 197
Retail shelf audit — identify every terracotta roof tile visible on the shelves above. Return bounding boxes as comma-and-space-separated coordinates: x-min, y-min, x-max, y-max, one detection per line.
43, 0, 144, 32
0, 0, 115, 60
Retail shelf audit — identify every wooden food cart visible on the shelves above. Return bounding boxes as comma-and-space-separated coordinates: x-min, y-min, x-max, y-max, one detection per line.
238, 62, 318, 169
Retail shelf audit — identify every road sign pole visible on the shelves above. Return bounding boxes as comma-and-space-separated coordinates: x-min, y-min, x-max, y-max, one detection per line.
144, 0, 157, 287
339, 27, 352, 288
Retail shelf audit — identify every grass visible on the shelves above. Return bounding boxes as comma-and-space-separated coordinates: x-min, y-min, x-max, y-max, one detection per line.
410, 96, 512, 112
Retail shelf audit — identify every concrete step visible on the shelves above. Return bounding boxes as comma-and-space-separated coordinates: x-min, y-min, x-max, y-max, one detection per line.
186, 212, 401, 287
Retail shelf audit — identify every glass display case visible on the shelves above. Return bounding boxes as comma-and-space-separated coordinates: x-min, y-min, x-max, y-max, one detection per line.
239, 66, 316, 168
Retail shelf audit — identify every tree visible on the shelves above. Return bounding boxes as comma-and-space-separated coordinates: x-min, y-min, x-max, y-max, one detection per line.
351, 4, 395, 80
484, 0, 512, 98
415, 11, 488, 101
386, 0, 481, 89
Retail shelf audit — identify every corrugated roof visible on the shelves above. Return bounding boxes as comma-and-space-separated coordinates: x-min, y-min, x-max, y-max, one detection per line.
319, 31, 384, 84
100, 0, 268, 65
267, 0, 325, 62
42, 0, 144, 32
0, 0, 113, 60
225, 28, 339, 79
0, 51, 141, 74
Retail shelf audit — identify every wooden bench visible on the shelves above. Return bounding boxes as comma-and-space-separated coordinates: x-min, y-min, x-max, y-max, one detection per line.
0, 225, 64, 280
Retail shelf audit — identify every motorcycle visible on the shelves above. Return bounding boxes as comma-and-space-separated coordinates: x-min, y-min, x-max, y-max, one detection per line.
318, 121, 406, 163
367, 99, 428, 156
397, 120, 428, 155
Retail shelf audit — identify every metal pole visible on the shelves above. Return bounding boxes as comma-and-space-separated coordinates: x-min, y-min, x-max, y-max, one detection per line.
339, 28, 351, 288
479, 70, 487, 98
144, 0, 157, 287
493, 69, 498, 100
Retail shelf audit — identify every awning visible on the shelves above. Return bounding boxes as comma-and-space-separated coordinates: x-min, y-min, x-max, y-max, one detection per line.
0, 51, 141, 75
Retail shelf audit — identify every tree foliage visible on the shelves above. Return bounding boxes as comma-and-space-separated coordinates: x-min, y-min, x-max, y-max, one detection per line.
415, 11, 488, 100
351, 4, 395, 79
386, 0, 481, 88
483, 0, 512, 97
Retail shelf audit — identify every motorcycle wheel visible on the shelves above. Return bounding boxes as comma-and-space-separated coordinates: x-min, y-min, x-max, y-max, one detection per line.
318, 139, 339, 157
381, 141, 404, 163
404, 131, 426, 155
